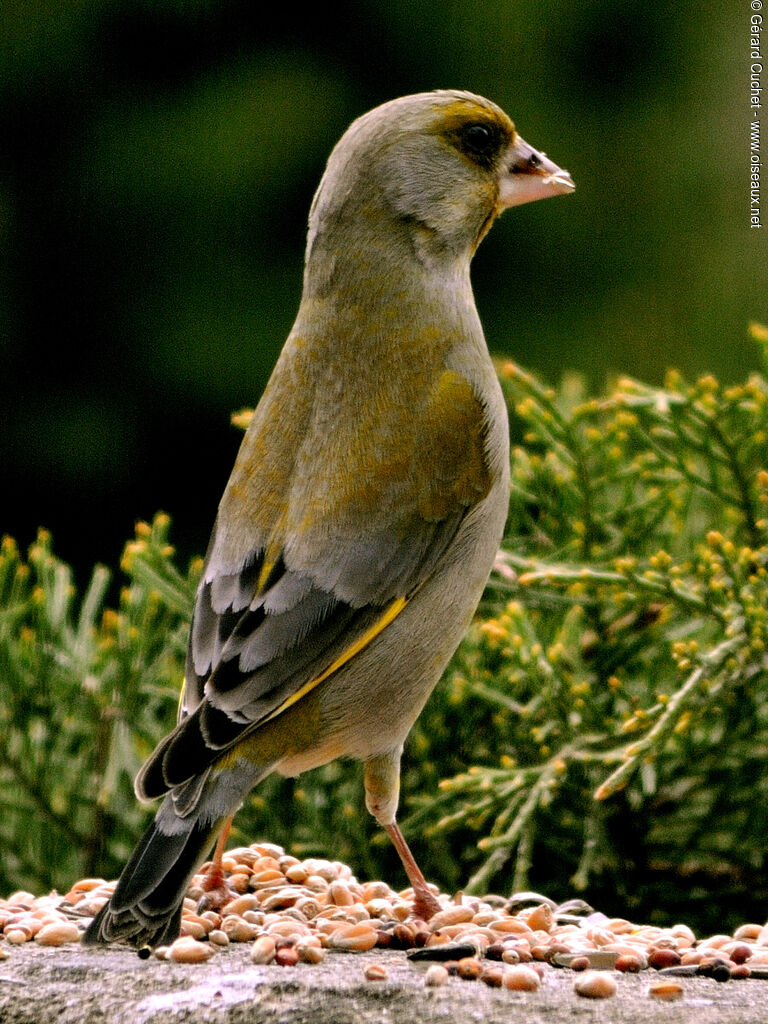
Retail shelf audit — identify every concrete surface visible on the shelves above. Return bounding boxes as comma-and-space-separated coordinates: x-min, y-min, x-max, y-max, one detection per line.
0, 943, 765, 1024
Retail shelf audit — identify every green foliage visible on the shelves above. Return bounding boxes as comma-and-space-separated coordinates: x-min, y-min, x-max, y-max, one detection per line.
0, 516, 192, 896
407, 338, 768, 928
3, 342, 768, 931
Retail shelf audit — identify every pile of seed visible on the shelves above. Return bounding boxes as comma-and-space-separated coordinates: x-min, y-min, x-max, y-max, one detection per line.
3, 841, 768, 1002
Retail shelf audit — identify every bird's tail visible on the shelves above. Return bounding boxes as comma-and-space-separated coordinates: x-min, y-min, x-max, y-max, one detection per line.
81, 804, 225, 949
82, 755, 276, 949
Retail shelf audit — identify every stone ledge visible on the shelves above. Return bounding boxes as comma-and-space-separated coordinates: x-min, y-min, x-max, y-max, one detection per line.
0, 942, 764, 1024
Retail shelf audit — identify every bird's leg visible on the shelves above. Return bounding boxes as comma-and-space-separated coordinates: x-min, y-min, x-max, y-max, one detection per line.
364, 752, 441, 922
197, 815, 234, 913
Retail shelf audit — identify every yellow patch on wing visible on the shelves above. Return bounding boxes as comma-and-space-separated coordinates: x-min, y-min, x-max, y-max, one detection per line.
255, 538, 284, 595
177, 678, 187, 720
259, 595, 408, 725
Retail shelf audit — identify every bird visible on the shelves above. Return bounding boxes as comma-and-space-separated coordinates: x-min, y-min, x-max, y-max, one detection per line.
83, 89, 574, 950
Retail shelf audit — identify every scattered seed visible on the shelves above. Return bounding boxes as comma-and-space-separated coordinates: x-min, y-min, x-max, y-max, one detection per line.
364, 963, 388, 981
296, 941, 326, 964
503, 965, 541, 991
649, 981, 683, 1001
35, 922, 80, 946
250, 936, 276, 964
167, 937, 215, 963
275, 946, 299, 967
481, 966, 504, 987
574, 970, 617, 999
424, 964, 449, 987
456, 957, 483, 980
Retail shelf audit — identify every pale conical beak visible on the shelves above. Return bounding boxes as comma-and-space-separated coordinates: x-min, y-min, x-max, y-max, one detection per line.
498, 135, 575, 209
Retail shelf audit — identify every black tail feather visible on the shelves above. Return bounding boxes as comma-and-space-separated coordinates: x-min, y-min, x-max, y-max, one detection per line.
82, 814, 221, 949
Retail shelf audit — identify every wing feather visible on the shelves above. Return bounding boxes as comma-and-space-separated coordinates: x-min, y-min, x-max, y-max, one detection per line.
137, 365, 494, 803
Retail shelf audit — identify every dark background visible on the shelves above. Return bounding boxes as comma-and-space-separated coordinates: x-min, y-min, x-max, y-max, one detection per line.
1, 0, 765, 580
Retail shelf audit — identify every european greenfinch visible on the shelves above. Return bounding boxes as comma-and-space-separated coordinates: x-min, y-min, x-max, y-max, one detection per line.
83, 89, 574, 949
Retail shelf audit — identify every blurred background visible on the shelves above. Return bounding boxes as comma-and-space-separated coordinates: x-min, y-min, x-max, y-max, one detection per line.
1, 0, 766, 581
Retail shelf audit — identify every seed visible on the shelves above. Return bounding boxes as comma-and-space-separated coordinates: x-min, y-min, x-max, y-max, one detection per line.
526, 903, 554, 933
35, 922, 80, 946
481, 967, 504, 987
168, 937, 215, 963
530, 944, 552, 962
364, 963, 388, 981
728, 943, 753, 964
252, 843, 285, 860
261, 889, 305, 913
456, 957, 483, 980
228, 873, 251, 894
251, 935, 276, 964
78, 897, 110, 917
428, 905, 474, 932
648, 948, 681, 969
222, 894, 259, 916
327, 923, 378, 951
681, 951, 703, 965
5, 892, 35, 906
294, 897, 322, 920
569, 956, 590, 971
615, 954, 643, 973
328, 881, 355, 907
424, 964, 449, 987
502, 966, 541, 991
366, 898, 394, 918
391, 923, 416, 947
221, 916, 256, 942
363, 882, 391, 901
574, 971, 617, 999
285, 864, 309, 884
734, 923, 761, 942
607, 918, 634, 934
472, 910, 499, 927
649, 981, 683, 1001
266, 919, 311, 939
5, 930, 29, 945
489, 918, 535, 937
730, 964, 751, 979
670, 923, 696, 944
297, 942, 326, 964
208, 930, 229, 946
305, 876, 330, 893
180, 919, 208, 940
275, 946, 299, 966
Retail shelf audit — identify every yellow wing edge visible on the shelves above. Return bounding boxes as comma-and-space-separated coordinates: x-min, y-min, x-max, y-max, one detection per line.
260, 595, 408, 726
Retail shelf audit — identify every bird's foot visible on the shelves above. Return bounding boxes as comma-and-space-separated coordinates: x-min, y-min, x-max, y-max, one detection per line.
411, 882, 442, 922
196, 862, 234, 914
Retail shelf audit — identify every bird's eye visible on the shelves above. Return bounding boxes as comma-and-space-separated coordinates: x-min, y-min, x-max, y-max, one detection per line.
461, 123, 494, 155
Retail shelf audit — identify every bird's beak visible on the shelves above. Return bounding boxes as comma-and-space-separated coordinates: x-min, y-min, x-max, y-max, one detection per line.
498, 135, 575, 209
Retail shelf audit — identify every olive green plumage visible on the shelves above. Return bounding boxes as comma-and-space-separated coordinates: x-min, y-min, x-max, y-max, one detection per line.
83, 89, 573, 948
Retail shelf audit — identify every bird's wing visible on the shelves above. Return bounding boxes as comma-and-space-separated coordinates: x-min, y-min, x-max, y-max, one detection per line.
137, 369, 494, 801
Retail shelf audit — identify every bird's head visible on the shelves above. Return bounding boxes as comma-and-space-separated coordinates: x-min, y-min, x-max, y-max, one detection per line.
305, 90, 574, 281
